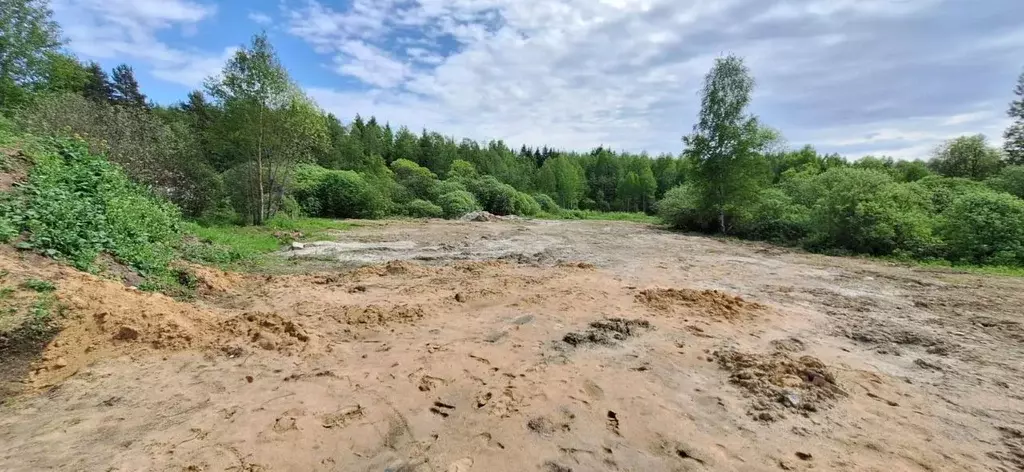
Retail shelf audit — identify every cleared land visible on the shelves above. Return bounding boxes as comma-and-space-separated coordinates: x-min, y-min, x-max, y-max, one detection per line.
1, 219, 1023, 472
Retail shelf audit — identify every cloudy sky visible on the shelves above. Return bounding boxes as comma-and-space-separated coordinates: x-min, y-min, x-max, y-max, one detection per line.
51, 0, 1023, 158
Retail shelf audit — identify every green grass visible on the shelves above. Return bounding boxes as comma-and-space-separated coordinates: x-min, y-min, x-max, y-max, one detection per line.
538, 209, 661, 224
182, 216, 354, 268
882, 257, 1024, 278
21, 279, 55, 292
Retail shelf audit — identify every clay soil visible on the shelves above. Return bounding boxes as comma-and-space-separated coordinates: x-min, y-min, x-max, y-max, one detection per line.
2, 219, 1023, 471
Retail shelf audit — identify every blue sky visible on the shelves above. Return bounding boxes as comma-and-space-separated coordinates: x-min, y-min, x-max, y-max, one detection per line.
51, 0, 1024, 159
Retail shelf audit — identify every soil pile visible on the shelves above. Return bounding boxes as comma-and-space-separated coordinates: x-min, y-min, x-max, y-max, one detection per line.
562, 317, 652, 347
713, 348, 845, 421
636, 288, 764, 319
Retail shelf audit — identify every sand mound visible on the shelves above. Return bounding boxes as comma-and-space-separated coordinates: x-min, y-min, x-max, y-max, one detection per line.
217, 312, 316, 356
348, 260, 427, 278
636, 288, 763, 319
188, 264, 245, 294
27, 265, 317, 388
334, 304, 426, 326
712, 348, 845, 421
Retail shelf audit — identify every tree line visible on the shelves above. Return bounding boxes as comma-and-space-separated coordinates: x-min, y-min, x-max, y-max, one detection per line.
4, 0, 1024, 267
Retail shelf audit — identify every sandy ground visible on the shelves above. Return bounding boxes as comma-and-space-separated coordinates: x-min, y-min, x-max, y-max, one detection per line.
1, 219, 1023, 472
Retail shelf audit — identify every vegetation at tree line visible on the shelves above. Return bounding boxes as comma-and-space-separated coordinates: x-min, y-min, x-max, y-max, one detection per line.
3, 0, 1024, 280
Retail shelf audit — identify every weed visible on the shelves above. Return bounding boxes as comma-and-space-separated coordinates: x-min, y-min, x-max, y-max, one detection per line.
0, 286, 13, 299
22, 279, 54, 292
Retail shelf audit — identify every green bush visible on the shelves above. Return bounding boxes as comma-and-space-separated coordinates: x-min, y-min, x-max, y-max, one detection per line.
437, 190, 480, 219
736, 188, 810, 242
288, 164, 388, 219
657, 184, 711, 231
804, 168, 935, 256
403, 199, 443, 218
470, 176, 520, 215
435, 180, 467, 197
912, 175, 989, 213
940, 190, 1024, 265
985, 165, 1024, 199
532, 193, 561, 214
1, 137, 182, 272
512, 192, 541, 216
315, 170, 387, 219
390, 159, 438, 201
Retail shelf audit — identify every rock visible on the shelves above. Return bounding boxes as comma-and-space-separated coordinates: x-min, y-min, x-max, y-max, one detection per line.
258, 338, 277, 351
290, 242, 305, 250
53, 357, 68, 369
113, 325, 140, 341
460, 211, 500, 222
446, 457, 473, 472
795, 451, 813, 461
455, 293, 466, 303
511, 314, 534, 325
914, 358, 943, 370
780, 390, 802, 408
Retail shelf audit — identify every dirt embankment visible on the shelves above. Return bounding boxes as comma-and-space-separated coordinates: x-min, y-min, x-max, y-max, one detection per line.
1, 219, 1023, 472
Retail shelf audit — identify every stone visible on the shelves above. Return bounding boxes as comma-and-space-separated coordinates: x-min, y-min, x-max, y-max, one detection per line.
113, 325, 140, 341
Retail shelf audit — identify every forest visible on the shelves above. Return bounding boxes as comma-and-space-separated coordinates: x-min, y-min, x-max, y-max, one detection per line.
3, 0, 1024, 271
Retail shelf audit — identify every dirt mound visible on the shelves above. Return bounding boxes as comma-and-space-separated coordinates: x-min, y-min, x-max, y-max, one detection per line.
334, 304, 426, 326
347, 260, 427, 278
217, 312, 315, 355
562, 317, 651, 347
188, 264, 245, 294
460, 211, 521, 222
636, 288, 764, 319
712, 348, 845, 421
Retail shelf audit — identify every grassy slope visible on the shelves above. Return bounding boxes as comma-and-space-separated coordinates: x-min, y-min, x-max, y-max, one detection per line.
182, 217, 355, 270
537, 210, 661, 224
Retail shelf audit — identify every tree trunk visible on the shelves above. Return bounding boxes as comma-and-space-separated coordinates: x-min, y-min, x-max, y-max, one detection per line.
255, 104, 266, 225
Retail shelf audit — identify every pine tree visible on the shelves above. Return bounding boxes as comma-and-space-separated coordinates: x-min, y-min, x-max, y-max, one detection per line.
81, 62, 113, 103
1005, 70, 1024, 165
111, 64, 147, 108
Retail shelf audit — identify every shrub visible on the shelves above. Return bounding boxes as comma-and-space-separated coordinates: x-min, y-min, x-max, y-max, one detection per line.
403, 199, 443, 218
804, 168, 935, 256
736, 188, 810, 242
315, 170, 387, 219
912, 175, 989, 213
17, 93, 223, 217
435, 180, 467, 197
512, 192, 541, 216
437, 190, 480, 219
532, 193, 561, 214
390, 159, 438, 201
985, 165, 1024, 199
940, 190, 1024, 265
287, 165, 389, 219
469, 176, 519, 215
2, 137, 182, 272
657, 184, 711, 231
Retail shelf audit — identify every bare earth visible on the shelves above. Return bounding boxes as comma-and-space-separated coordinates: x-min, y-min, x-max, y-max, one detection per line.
2, 219, 1023, 472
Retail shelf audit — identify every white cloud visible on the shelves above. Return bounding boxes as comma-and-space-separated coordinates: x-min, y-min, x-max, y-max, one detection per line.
288, 0, 1024, 156
52, 0, 225, 88
249, 11, 273, 25
333, 41, 411, 88
151, 47, 238, 88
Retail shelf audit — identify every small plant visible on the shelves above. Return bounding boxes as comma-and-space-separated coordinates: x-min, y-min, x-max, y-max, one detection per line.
22, 278, 55, 292
0, 286, 14, 299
